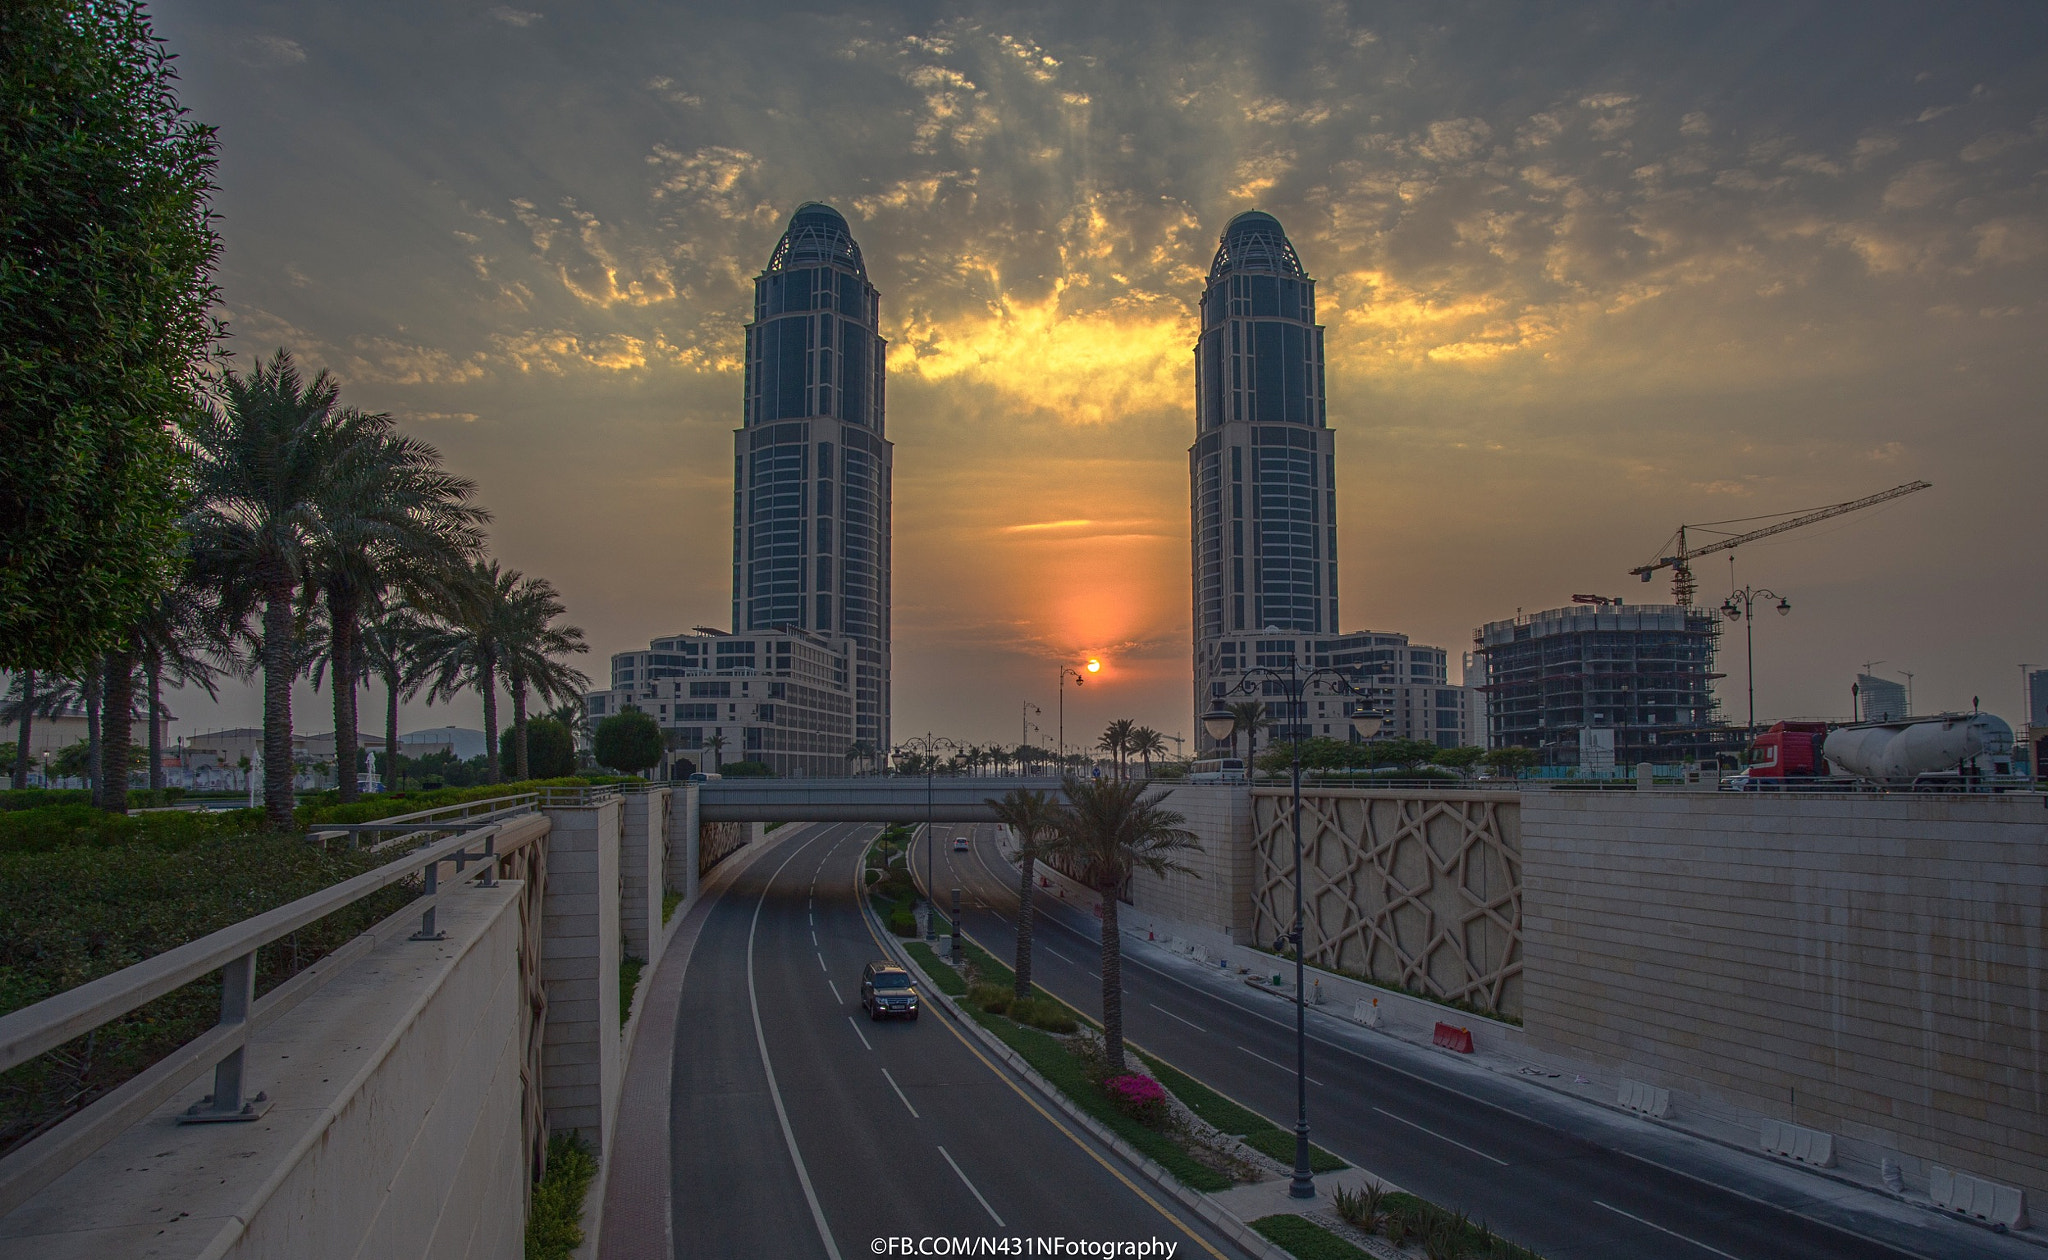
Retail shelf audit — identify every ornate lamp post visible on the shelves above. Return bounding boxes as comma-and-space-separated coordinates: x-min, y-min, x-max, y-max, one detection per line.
895, 732, 962, 940
1058, 661, 1097, 768
1202, 659, 1383, 1201
1721, 586, 1791, 741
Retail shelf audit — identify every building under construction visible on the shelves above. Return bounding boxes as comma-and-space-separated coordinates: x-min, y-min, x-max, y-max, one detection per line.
1474, 602, 1741, 769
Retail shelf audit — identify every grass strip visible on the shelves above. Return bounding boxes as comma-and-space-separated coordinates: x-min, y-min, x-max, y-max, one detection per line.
963, 1005, 1232, 1192
1249, 1215, 1373, 1260
661, 889, 682, 923
903, 942, 967, 996
1136, 1050, 1345, 1172
525, 1130, 598, 1260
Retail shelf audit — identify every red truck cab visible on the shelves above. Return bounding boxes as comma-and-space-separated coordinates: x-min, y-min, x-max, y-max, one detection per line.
1747, 721, 1832, 778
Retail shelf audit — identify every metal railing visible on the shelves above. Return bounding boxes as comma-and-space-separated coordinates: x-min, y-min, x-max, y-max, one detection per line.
0, 803, 549, 1219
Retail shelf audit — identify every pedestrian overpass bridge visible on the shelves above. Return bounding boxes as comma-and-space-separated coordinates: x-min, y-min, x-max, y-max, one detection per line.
695, 775, 1075, 822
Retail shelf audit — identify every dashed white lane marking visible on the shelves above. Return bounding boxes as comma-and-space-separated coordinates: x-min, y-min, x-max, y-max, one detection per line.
881, 1067, 920, 1118
1373, 1107, 1508, 1167
846, 1015, 872, 1051
1238, 1044, 1327, 1088
1593, 1200, 1742, 1259
940, 1145, 1006, 1228
827, 979, 844, 1004
1149, 1003, 1206, 1033
817, 952, 828, 972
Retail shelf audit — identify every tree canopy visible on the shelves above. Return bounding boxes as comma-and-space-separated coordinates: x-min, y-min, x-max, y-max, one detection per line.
1, 2, 221, 671
502, 717, 575, 779
593, 708, 662, 775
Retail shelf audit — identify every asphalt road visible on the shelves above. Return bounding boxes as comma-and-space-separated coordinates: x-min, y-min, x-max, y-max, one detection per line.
668, 821, 1256, 1259
914, 822, 2019, 1260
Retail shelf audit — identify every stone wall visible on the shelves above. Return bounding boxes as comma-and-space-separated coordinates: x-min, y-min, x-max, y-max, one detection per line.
1520, 791, 2047, 1199
1249, 789, 1523, 1019
1128, 783, 1255, 945
540, 797, 622, 1152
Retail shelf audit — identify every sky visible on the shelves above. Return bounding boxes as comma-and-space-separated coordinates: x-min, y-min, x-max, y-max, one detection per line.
146, 0, 2048, 750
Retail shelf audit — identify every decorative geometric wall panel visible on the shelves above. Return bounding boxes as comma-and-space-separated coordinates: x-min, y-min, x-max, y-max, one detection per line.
1250, 790, 1522, 1019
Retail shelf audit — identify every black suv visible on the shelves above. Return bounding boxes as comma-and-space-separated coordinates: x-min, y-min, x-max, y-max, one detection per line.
860, 961, 920, 1021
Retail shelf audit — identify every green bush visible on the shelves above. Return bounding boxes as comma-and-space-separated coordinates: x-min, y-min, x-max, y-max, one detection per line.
887, 904, 918, 937
295, 777, 594, 828
0, 789, 94, 811
0, 833, 418, 1151
619, 956, 645, 1027
968, 982, 1011, 1014
0, 803, 257, 854
525, 1130, 598, 1260
501, 718, 577, 780
1009, 995, 1078, 1034
719, 759, 776, 777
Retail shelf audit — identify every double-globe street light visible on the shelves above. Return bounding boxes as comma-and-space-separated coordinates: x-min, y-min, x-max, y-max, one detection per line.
893, 733, 963, 941
1201, 663, 1383, 1201
1721, 585, 1791, 741
1058, 660, 1098, 767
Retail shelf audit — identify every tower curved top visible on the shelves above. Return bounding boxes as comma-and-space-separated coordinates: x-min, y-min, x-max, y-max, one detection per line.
767, 202, 867, 277
1209, 210, 1305, 282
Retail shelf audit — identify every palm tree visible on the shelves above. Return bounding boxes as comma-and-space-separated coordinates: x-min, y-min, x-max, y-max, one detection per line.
1226, 700, 1268, 765
303, 426, 487, 801
413, 560, 520, 785
1047, 776, 1201, 1073
845, 739, 875, 775
546, 701, 592, 764
498, 575, 588, 781
363, 607, 433, 790
1098, 718, 1137, 779
134, 579, 225, 795
4, 672, 84, 789
703, 733, 727, 772
1128, 726, 1167, 778
183, 350, 392, 827
987, 787, 1062, 1001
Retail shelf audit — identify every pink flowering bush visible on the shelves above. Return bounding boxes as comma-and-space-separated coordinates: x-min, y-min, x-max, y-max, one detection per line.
1103, 1073, 1170, 1128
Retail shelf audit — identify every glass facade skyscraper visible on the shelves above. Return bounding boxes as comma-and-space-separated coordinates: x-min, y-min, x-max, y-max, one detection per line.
1190, 212, 1340, 744
735, 203, 892, 753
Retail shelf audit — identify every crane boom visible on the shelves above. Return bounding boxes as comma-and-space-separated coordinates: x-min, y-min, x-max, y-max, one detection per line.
1630, 480, 1931, 605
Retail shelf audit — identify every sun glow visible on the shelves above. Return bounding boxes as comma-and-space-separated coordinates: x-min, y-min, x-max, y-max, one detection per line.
1086, 658, 1101, 672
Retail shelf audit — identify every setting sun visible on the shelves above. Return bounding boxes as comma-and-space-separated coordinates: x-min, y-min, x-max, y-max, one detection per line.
1086, 659, 1101, 673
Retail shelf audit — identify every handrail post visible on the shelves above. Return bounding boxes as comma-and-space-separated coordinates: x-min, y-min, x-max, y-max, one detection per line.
411, 859, 446, 941
180, 950, 269, 1123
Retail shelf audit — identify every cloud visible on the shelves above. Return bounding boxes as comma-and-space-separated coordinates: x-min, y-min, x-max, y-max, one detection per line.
1881, 161, 1959, 209
232, 34, 305, 67
490, 7, 544, 27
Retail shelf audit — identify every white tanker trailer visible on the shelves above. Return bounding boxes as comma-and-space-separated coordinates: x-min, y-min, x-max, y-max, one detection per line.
1821, 712, 2016, 786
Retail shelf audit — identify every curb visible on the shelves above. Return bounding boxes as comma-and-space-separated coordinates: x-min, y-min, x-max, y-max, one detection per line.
867, 892, 1292, 1260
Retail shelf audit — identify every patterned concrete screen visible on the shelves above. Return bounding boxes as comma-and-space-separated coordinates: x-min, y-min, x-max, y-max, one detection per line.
700, 820, 751, 874
1250, 790, 1522, 1020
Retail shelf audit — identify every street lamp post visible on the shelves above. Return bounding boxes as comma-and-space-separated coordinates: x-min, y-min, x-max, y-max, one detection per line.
1058, 661, 1097, 769
1721, 586, 1791, 741
895, 733, 962, 941
1022, 702, 1041, 773
1202, 659, 1383, 1201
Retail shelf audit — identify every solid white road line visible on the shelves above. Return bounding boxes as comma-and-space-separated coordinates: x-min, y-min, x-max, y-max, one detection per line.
881, 1067, 920, 1118
1150, 1003, 1207, 1033
747, 837, 844, 1260
827, 979, 844, 1004
1373, 1106, 1509, 1167
1237, 1044, 1327, 1086
939, 1145, 1007, 1228
1593, 1200, 1743, 1259
846, 1015, 872, 1051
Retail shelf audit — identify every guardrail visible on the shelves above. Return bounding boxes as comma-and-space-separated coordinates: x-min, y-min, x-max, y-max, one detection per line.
0, 803, 546, 1219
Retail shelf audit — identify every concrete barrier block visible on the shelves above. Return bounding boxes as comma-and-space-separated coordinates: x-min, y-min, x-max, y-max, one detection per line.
1353, 998, 1381, 1028
1930, 1166, 2029, 1229
1617, 1078, 1672, 1118
1759, 1118, 1836, 1168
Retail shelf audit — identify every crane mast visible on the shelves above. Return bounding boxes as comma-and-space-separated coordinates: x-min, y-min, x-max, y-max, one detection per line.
1631, 481, 1932, 605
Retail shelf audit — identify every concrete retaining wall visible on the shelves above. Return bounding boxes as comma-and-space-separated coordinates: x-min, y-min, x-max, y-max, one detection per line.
541, 797, 623, 1154
1520, 791, 2048, 1199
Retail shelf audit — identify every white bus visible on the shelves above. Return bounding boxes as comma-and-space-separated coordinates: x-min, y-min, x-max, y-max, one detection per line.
1187, 757, 1248, 782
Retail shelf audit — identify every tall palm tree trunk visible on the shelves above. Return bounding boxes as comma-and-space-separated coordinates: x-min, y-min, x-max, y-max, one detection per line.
146, 657, 164, 791
12, 669, 32, 789
84, 668, 102, 798
384, 668, 402, 792
510, 675, 530, 781
329, 595, 361, 802
479, 658, 501, 785
1098, 888, 1126, 1072
1014, 850, 1037, 1000
100, 645, 135, 814
261, 580, 297, 829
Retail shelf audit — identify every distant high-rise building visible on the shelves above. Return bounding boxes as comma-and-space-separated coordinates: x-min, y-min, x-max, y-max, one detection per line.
1188, 213, 1465, 749
1857, 674, 1908, 722
735, 203, 891, 753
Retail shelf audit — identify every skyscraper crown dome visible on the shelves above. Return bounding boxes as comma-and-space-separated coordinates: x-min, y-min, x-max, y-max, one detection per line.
1210, 210, 1305, 282
767, 201, 867, 276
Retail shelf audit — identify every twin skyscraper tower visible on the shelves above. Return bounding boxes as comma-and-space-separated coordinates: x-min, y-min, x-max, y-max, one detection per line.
588, 204, 1462, 773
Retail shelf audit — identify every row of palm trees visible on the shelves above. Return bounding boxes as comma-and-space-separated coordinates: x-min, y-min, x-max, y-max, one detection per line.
843, 724, 1180, 780
5, 349, 589, 826
987, 778, 1198, 1074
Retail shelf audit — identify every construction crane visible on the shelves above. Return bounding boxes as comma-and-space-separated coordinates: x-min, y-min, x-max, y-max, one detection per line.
1631, 481, 1932, 605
